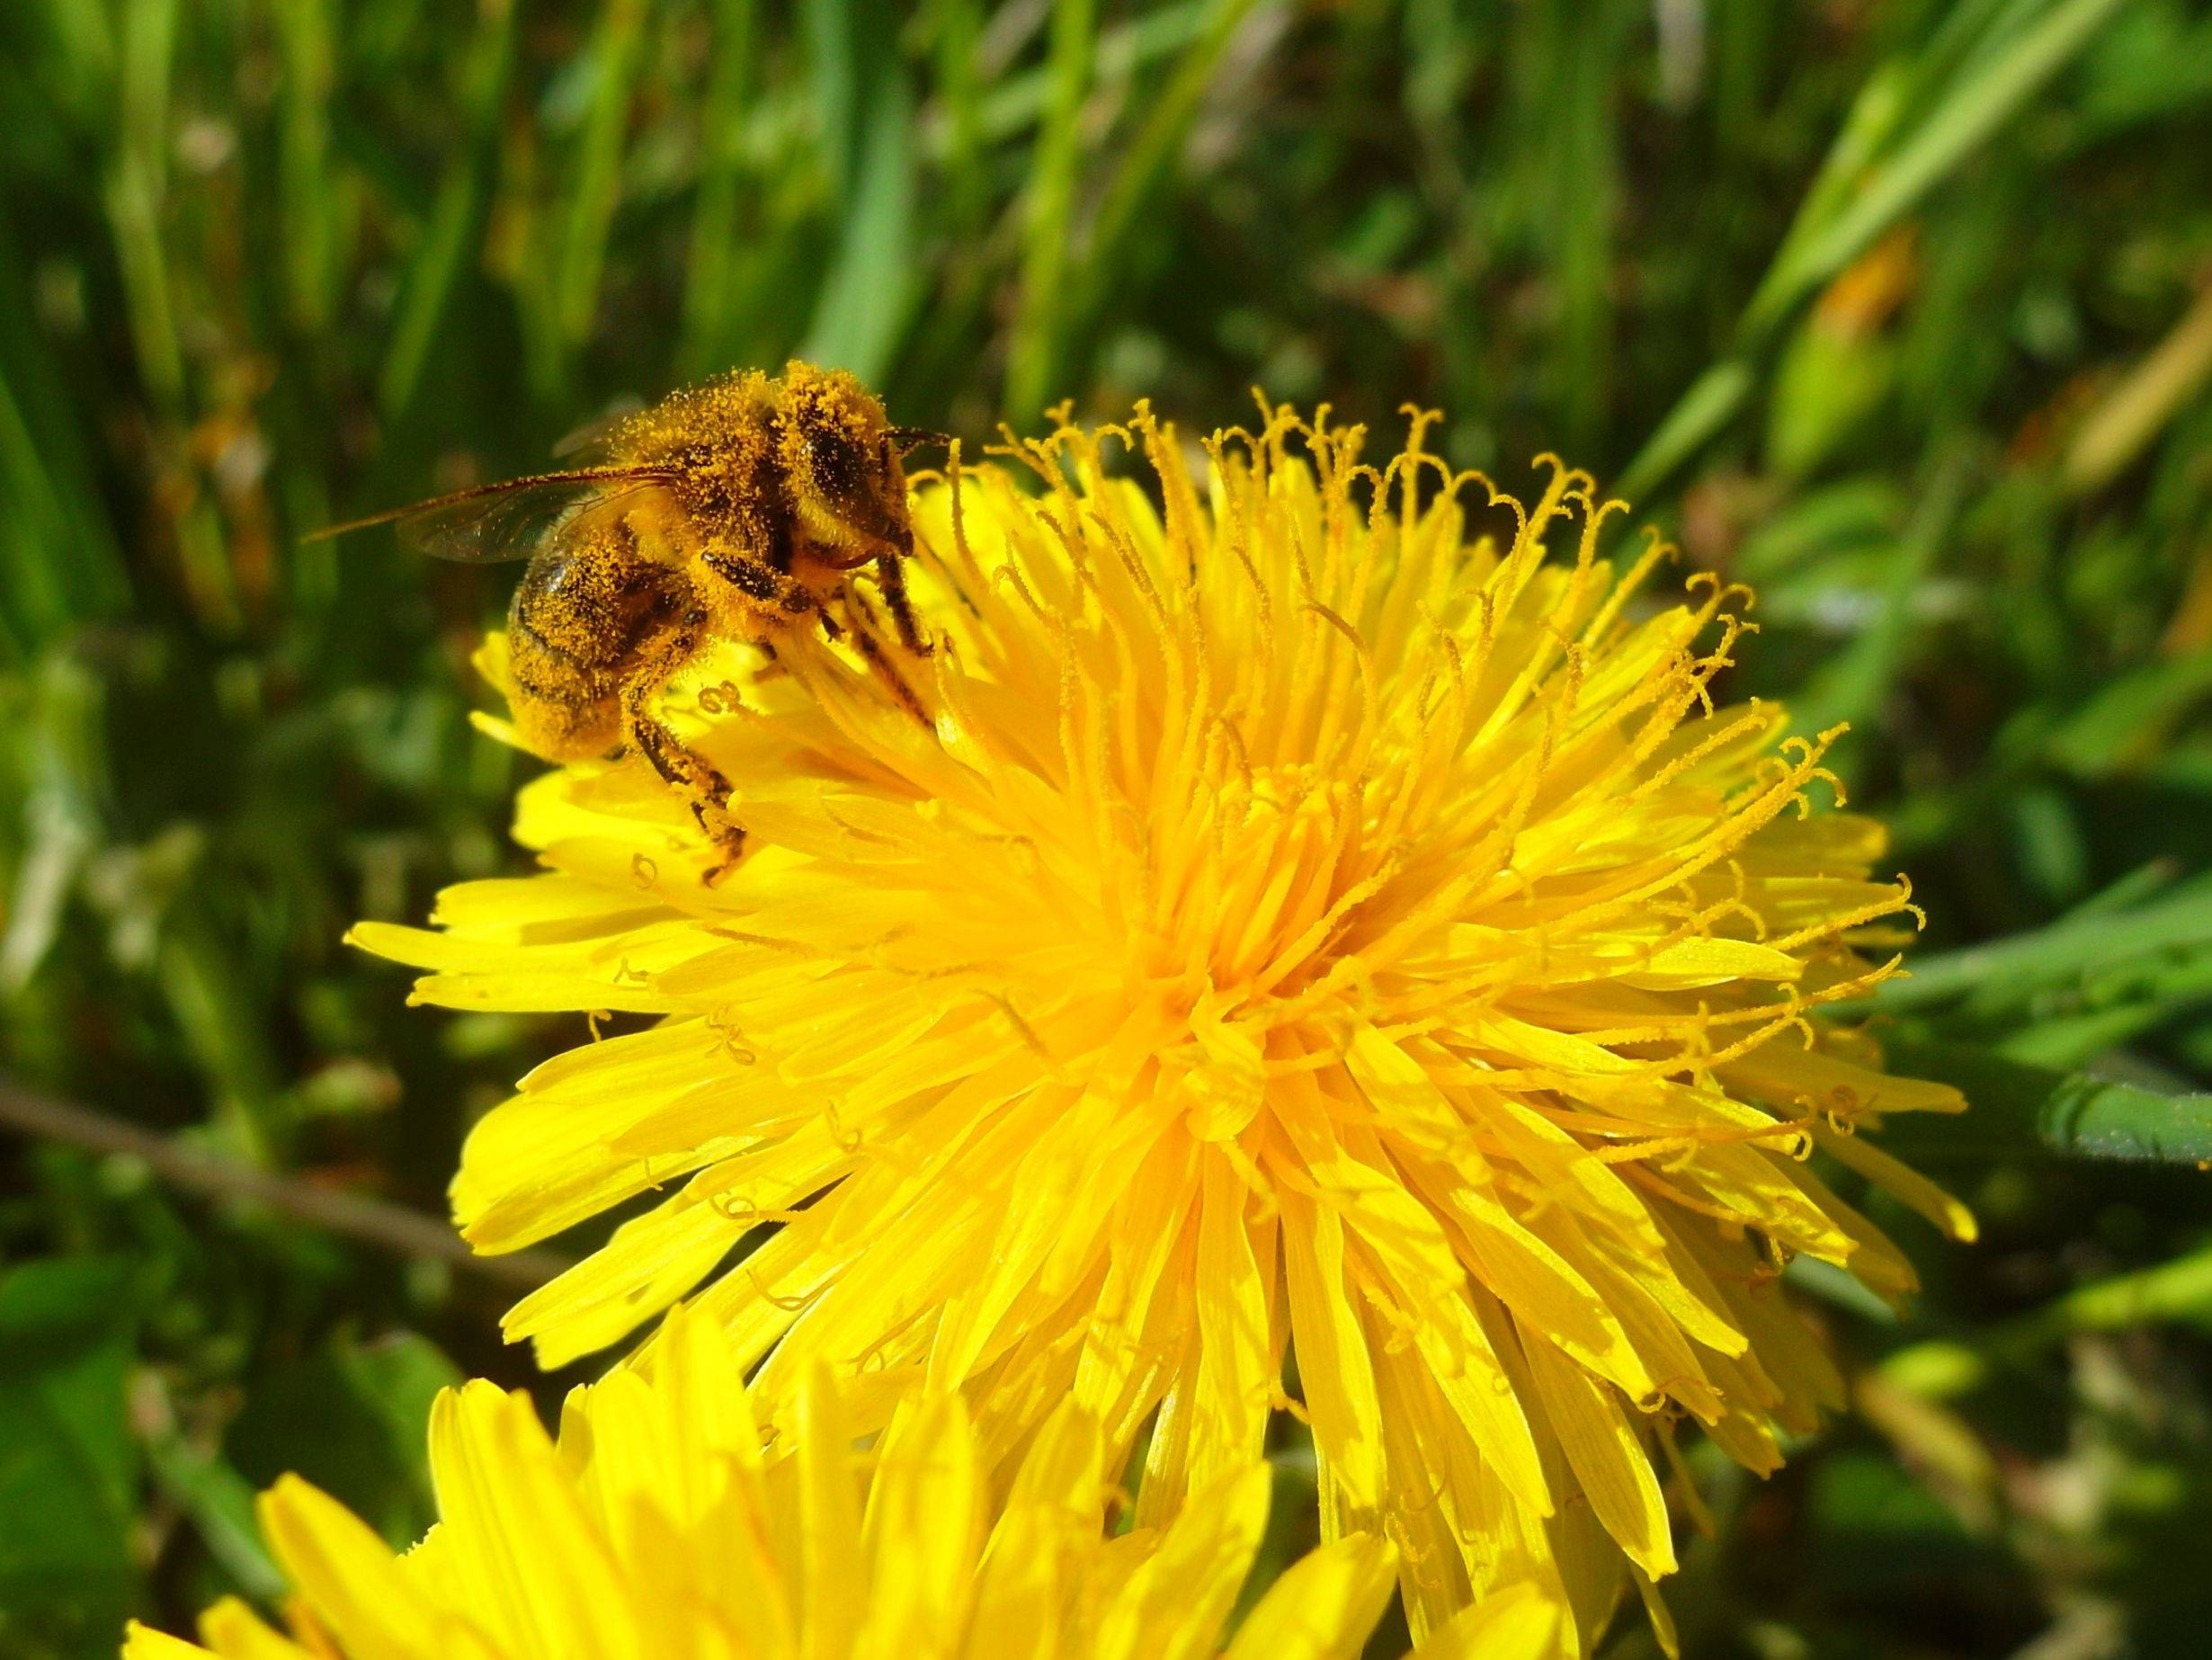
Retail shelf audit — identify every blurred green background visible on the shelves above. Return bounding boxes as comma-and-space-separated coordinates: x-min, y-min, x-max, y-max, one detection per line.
3, 0, 2210, 1655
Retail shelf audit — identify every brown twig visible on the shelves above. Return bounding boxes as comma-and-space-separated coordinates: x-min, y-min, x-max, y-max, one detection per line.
0, 1075, 569, 1291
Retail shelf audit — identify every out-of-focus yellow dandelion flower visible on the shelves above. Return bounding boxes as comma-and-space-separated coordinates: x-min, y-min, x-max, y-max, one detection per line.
123, 1305, 1541, 1660
352, 401, 1971, 1650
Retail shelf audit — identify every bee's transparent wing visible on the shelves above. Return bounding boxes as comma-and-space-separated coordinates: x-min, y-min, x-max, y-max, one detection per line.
306, 466, 679, 563
393, 473, 673, 564
551, 400, 647, 461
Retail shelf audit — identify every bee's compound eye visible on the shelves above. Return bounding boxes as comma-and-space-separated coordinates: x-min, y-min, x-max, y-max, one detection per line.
803, 422, 865, 500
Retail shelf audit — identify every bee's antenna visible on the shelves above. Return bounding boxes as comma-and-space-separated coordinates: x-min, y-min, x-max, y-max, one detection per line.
887, 426, 951, 457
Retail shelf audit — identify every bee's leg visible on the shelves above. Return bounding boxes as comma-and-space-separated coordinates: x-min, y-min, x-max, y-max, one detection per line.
840, 583, 932, 727
700, 550, 817, 621
620, 665, 747, 885
872, 549, 931, 656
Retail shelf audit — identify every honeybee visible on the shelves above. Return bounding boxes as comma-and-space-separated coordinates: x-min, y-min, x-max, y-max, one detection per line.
317, 361, 938, 877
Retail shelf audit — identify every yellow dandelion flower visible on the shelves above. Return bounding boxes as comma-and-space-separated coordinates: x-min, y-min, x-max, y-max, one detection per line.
352, 401, 1971, 1649
122, 1305, 1545, 1660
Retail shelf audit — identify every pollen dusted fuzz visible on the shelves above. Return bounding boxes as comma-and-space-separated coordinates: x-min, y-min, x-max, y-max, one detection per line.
317, 361, 937, 877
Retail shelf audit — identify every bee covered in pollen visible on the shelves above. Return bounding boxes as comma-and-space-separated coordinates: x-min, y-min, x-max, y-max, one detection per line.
316, 361, 942, 879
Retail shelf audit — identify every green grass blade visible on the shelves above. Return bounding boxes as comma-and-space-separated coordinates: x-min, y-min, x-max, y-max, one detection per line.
1059, 0, 1262, 383
1874, 876, 2212, 1013
1004, 0, 1097, 420
2011, 1242, 2212, 1339
1882, 1040, 2212, 1164
271, 0, 345, 335
1512, 2, 1620, 452
105, 0, 183, 413
378, 1, 517, 415
1885, 1242, 2212, 1395
1615, 360, 1753, 503
801, 0, 861, 195
1618, 0, 2134, 500
541, 0, 648, 397
931, 0, 986, 237
679, 0, 758, 380
800, 0, 915, 383
1788, 455, 1969, 738
1757, 0, 2134, 337
2042, 649, 2212, 779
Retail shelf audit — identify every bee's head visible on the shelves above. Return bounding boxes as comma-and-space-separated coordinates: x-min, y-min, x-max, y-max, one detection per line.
778, 361, 915, 569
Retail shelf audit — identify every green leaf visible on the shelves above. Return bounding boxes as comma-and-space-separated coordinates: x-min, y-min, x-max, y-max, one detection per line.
337, 1330, 463, 1504
1806, 1450, 1980, 1570
2016, 1240, 2212, 1341
1883, 1040, 2212, 1164
1886, 1242, 2212, 1397
0, 1257, 142, 1653
227, 1329, 460, 1546
143, 1403, 284, 1602
1798, 1437, 2020, 1618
